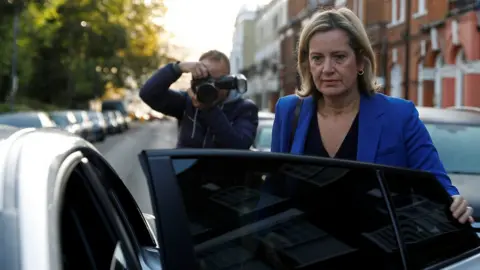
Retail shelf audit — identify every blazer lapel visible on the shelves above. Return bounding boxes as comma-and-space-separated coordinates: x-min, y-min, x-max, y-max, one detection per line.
357, 94, 385, 163
291, 96, 314, 154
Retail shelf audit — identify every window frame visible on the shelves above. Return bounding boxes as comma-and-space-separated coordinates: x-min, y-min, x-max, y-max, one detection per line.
390, 0, 406, 26
59, 158, 141, 269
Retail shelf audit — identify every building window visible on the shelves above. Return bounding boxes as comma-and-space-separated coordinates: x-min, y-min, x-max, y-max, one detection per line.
273, 15, 278, 31
391, 0, 406, 25
390, 64, 402, 98
417, 0, 426, 15
353, 0, 364, 22
237, 57, 241, 73
434, 55, 443, 108
417, 62, 424, 106
335, 0, 346, 7
455, 50, 465, 107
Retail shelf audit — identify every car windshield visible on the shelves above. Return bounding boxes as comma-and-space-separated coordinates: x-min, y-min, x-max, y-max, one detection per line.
88, 112, 99, 121
50, 114, 71, 127
72, 112, 84, 122
0, 114, 43, 128
256, 125, 273, 149
424, 122, 480, 174
103, 101, 127, 115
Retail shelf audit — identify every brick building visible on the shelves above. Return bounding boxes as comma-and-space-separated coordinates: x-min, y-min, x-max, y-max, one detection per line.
420, 1, 480, 107
346, 0, 480, 107
277, 0, 335, 112
277, 0, 480, 108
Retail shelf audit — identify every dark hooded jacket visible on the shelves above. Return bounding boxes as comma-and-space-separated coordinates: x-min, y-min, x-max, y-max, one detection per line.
139, 63, 259, 149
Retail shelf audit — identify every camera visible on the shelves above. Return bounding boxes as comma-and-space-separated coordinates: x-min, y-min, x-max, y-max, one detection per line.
191, 74, 248, 105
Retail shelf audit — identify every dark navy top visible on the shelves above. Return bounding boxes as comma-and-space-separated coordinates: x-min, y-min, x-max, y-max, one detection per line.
303, 105, 359, 160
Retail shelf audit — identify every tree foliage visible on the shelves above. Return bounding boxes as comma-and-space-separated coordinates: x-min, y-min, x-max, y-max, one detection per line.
0, 0, 175, 108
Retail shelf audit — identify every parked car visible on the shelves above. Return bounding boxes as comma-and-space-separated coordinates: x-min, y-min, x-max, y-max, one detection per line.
71, 110, 95, 142
114, 110, 129, 130
251, 118, 274, 152
1, 127, 480, 269
49, 111, 82, 137
446, 106, 480, 113
103, 111, 122, 134
102, 99, 132, 124
0, 111, 57, 129
258, 111, 275, 120
87, 111, 107, 142
417, 107, 480, 231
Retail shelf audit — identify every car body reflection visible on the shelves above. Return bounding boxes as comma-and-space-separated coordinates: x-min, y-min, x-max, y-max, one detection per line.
147, 154, 478, 269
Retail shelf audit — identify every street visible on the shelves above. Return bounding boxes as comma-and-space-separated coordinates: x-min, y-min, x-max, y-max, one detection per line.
94, 120, 177, 215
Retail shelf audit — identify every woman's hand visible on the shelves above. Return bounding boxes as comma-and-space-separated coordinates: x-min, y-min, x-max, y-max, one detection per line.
450, 195, 474, 224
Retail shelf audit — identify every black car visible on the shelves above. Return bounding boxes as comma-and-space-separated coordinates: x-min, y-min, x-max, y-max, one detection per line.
2, 126, 480, 269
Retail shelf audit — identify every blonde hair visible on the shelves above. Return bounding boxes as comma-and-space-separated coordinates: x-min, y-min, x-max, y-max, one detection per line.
296, 7, 379, 97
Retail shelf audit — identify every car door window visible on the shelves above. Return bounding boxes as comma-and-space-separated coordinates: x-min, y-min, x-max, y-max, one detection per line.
161, 157, 405, 269
382, 169, 480, 269
86, 152, 156, 248
60, 162, 139, 269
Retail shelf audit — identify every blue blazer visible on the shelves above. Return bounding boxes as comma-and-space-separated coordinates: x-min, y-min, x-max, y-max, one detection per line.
271, 93, 459, 196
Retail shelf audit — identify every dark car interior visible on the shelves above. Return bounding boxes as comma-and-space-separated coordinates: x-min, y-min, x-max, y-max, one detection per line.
59, 151, 157, 270
141, 151, 480, 270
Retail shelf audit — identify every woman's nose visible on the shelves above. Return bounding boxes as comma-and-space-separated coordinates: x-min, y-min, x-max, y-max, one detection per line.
323, 58, 335, 73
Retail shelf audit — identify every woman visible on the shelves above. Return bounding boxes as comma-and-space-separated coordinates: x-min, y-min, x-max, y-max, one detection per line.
271, 8, 473, 224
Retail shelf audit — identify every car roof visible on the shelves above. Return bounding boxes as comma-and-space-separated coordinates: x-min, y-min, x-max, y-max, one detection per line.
258, 111, 275, 119
417, 107, 480, 125
258, 119, 274, 127
0, 111, 45, 117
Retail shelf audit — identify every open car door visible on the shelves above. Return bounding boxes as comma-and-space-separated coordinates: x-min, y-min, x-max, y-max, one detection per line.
139, 149, 480, 270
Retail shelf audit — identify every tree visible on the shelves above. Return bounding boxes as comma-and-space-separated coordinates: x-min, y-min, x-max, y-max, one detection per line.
0, 0, 175, 109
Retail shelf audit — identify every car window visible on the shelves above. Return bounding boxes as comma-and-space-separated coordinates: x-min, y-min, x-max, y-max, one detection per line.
60, 163, 139, 269
164, 157, 404, 269
72, 112, 84, 122
0, 114, 43, 127
50, 114, 70, 127
86, 153, 156, 248
382, 168, 479, 269
38, 112, 56, 127
66, 112, 77, 124
424, 123, 480, 174
256, 126, 273, 149
103, 101, 128, 115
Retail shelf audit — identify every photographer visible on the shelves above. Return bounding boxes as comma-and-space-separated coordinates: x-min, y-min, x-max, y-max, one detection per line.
140, 50, 259, 149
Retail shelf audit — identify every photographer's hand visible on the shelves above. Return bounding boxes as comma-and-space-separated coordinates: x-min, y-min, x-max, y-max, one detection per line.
187, 88, 205, 109
178, 62, 209, 79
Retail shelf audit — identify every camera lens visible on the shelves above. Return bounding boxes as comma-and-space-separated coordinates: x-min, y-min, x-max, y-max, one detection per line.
197, 84, 218, 104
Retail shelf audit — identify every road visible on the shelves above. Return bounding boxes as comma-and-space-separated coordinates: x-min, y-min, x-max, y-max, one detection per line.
94, 120, 177, 215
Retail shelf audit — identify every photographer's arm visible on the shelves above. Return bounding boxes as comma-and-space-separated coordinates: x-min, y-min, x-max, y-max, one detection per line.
139, 63, 187, 119
201, 102, 259, 149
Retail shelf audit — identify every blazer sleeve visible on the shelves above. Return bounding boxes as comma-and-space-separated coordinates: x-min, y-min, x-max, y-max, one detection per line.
404, 102, 460, 196
271, 99, 283, 153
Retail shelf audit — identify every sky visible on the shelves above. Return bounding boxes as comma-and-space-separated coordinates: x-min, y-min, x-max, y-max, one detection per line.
163, 0, 270, 61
